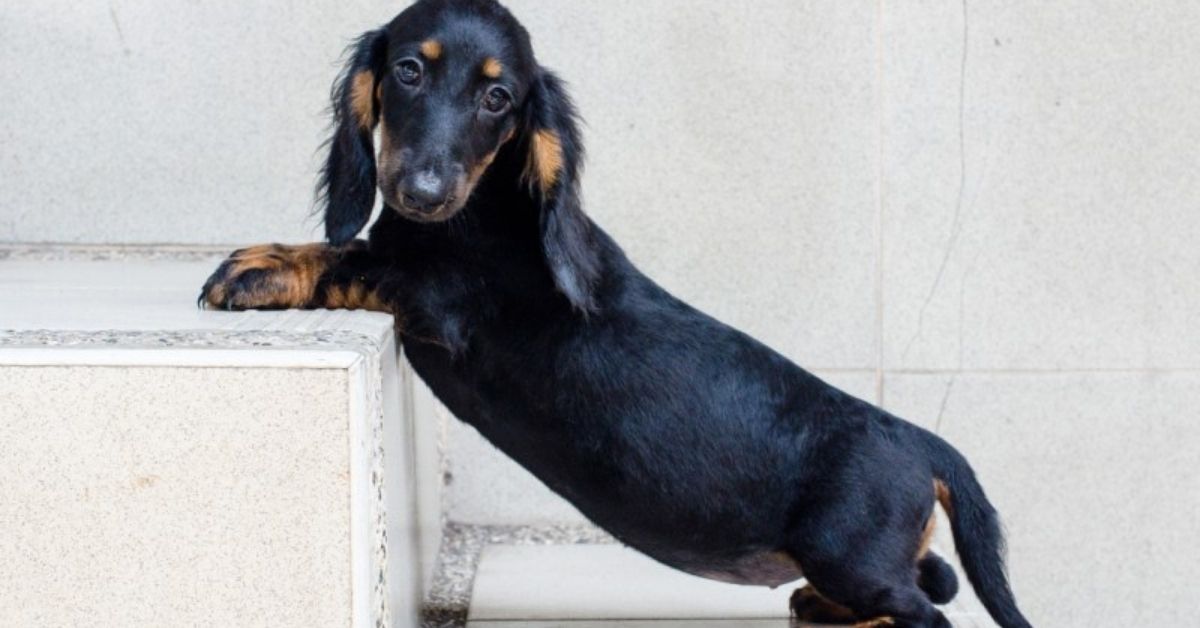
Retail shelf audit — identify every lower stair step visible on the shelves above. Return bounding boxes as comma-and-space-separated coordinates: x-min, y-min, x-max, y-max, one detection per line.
466, 544, 988, 627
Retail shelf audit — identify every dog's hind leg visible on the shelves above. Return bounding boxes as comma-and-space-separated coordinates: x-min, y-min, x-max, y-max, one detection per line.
788, 531, 952, 627
796, 568, 951, 628
787, 484, 951, 626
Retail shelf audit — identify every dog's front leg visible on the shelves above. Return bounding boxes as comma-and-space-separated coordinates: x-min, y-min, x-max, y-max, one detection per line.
199, 241, 391, 313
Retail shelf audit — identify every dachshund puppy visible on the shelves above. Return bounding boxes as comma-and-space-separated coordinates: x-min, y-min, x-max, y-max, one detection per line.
201, 2, 1030, 626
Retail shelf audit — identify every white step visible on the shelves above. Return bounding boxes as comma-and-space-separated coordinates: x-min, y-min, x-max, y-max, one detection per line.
468, 544, 989, 627
0, 258, 440, 628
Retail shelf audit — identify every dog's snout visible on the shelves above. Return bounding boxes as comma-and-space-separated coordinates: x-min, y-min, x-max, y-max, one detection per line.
401, 170, 453, 214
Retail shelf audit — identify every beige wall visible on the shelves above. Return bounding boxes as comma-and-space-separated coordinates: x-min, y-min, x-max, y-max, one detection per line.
4, 1, 1200, 626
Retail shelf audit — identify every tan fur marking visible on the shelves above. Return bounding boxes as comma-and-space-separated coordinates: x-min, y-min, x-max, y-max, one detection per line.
204, 244, 326, 310
934, 479, 954, 518
789, 585, 859, 624
420, 39, 442, 60
377, 117, 399, 184
482, 57, 503, 78
320, 278, 388, 312
350, 71, 377, 130
444, 147, 502, 212
851, 617, 894, 626
917, 513, 937, 560
325, 285, 347, 310
346, 283, 367, 307
526, 129, 564, 194
362, 291, 388, 313
202, 243, 395, 313
468, 150, 499, 187
790, 584, 895, 627
325, 284, 363, 311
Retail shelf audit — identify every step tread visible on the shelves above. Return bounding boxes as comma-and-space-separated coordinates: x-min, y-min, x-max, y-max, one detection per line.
469, 544, 988, 625
0, 259, 395, 356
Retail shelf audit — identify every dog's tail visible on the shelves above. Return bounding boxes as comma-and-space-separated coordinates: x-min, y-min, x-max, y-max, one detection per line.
910, 425, 1033, 628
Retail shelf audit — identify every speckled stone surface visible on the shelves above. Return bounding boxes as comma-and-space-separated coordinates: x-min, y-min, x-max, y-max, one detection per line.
0, 328, 384, 351
0, 365, 355, 627
0, 243, 231, 262
422, 524, 615, 628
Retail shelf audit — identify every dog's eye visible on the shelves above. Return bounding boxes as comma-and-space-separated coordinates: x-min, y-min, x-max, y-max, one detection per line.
396, 59, 423, 86
482, 87, 511, 113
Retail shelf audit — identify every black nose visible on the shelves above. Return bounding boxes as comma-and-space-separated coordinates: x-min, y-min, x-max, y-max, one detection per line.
400, 171, 452, 214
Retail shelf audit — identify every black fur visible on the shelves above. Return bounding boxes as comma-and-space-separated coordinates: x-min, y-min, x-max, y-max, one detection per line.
523, 70, 600, 313
321, 29, 389, 244
915, 427, 1029, 627
240, 2, 1034, 626
918, 553, 960, 606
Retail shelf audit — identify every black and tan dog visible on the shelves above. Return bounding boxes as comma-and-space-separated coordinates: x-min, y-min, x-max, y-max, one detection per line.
201, 2, 1031, 626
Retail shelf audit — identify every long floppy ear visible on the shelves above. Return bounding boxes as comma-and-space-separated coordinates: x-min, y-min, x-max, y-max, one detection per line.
320, 29, 389, 245
524, 70, 601, 314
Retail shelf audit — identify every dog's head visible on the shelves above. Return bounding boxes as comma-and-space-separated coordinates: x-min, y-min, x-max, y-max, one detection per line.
320, 0, 596, 310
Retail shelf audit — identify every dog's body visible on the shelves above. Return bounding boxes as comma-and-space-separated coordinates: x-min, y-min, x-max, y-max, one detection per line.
201, 2, 1031, 626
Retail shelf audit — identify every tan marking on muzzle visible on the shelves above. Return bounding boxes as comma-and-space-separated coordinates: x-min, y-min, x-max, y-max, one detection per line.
468, 150, 499, 190
377, 117, 400, 188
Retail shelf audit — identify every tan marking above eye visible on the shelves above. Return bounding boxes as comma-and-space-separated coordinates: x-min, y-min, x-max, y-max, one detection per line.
482, 57, 503, 79
420, 39, 443, 60
526, 129, 564, 195
349, 70, 376, 130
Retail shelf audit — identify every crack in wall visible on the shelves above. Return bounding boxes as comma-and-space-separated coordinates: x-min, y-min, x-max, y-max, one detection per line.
108, 3, 132, 56
902, 0, 971, 362
933, 375, 958, 435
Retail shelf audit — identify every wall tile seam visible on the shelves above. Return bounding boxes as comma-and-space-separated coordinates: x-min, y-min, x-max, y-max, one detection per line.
880, 368, 1200, 376
873, 0, 887, 408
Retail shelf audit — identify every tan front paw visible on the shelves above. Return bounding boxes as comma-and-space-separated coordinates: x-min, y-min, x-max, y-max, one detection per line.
199, 243, 333, 311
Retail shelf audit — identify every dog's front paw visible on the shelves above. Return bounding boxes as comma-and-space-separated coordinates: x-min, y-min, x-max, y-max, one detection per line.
199, 243, 333, 311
